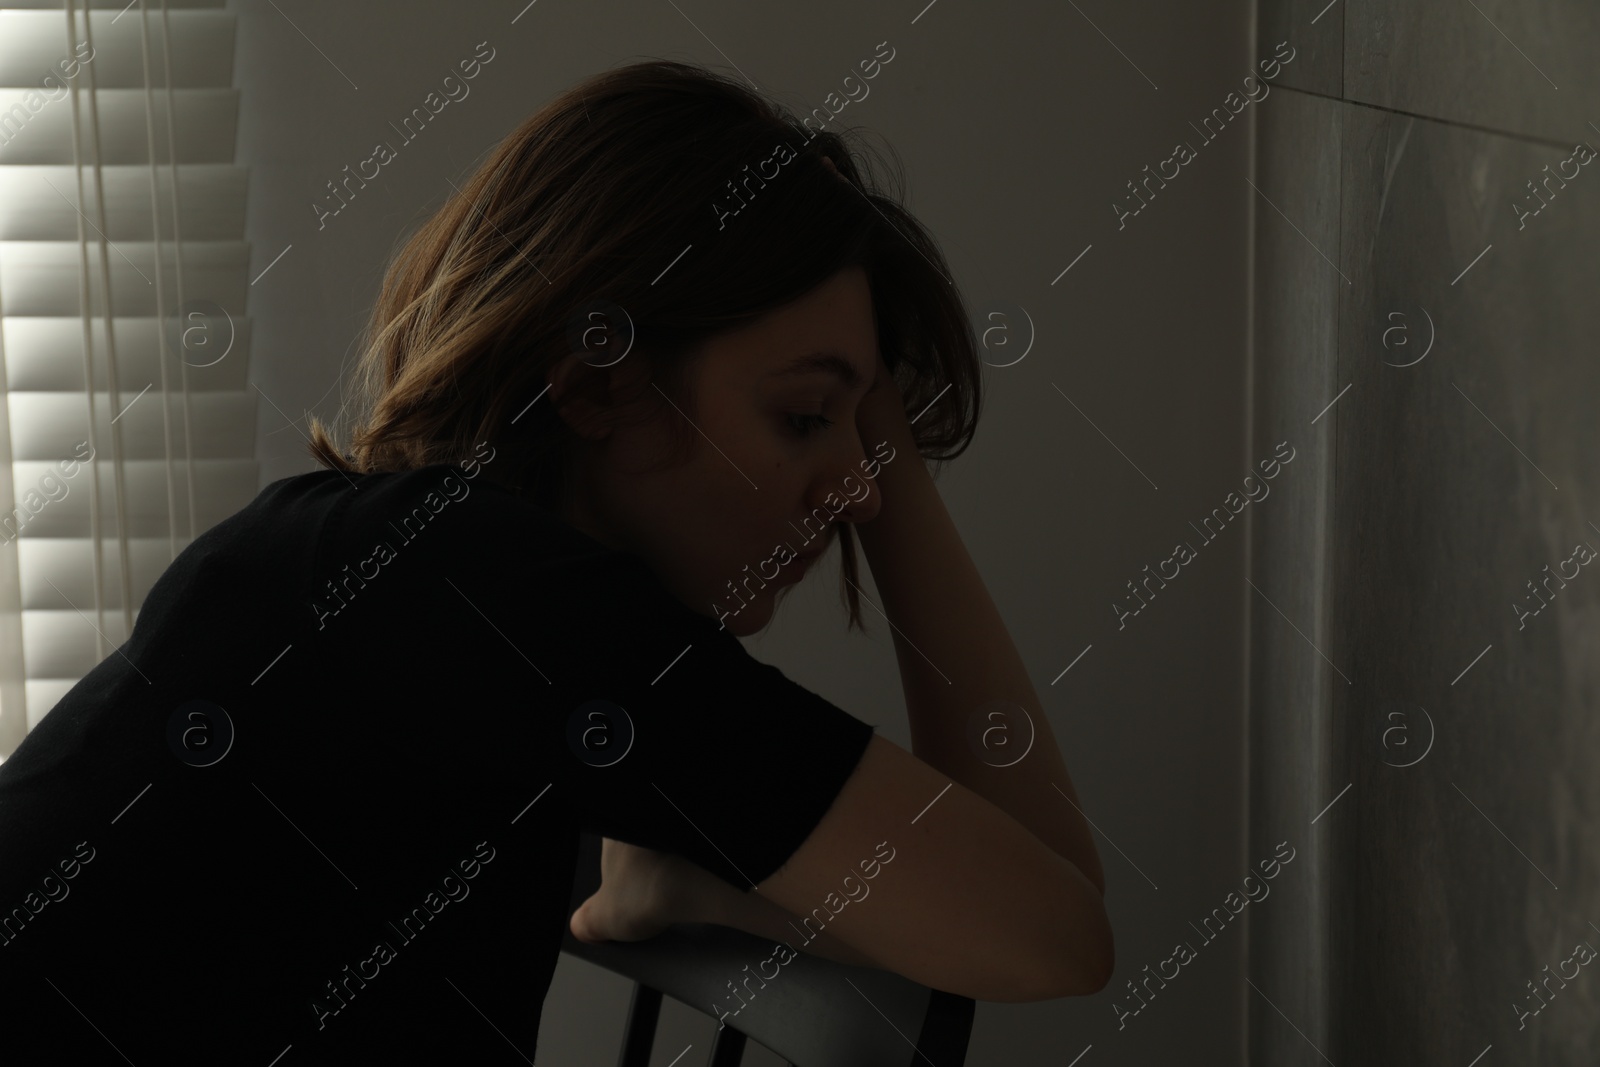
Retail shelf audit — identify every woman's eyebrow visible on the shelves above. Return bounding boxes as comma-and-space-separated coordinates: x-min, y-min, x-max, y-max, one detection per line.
768, 351, 868, 389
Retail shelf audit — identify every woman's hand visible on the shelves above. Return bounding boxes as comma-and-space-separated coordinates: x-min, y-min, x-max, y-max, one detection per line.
569, 836, 686, 944
569, 837, 884, 968
853, 353, 918, 465
852, 354, 930, 559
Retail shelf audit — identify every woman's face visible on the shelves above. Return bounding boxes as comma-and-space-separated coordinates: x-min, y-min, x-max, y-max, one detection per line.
553, 265, 884, 636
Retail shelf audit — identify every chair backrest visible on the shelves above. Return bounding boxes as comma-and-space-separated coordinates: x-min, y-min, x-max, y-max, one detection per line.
561, 832, 974, 1067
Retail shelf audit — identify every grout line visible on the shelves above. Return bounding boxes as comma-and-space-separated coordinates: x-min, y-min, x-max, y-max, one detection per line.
1273, 83, 1579, 151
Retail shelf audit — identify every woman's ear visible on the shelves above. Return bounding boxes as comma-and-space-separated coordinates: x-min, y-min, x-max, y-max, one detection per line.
546, 350, 652, 441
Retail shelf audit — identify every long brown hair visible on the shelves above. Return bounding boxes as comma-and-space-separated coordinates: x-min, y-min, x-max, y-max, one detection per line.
306, 58, 982, 631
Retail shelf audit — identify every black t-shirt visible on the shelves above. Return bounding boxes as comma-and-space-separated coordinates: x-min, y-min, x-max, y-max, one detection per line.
0, 458, 876, 1063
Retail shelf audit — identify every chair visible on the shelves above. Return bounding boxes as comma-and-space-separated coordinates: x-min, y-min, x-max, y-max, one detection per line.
561, 832, 974, 1067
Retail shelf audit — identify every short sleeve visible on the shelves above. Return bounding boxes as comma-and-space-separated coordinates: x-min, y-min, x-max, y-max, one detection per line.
507, 519, 877, 890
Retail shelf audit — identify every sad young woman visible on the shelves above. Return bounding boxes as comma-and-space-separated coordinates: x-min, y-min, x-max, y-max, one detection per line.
0, 59, 1109, 1062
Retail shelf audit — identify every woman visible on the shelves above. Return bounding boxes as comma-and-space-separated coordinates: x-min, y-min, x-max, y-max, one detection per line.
0, 59, 1109, 1062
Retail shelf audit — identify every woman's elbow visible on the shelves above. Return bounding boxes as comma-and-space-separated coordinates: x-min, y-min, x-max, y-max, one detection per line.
1034, 898, 1115, 1000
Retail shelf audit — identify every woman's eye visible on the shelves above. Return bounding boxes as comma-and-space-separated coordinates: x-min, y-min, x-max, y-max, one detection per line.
785, 413, 835, 437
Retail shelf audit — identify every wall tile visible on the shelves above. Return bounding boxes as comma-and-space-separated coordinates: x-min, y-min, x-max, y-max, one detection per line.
1330, 102, 1600, 1064
1345, 0, 1599, 143
1258, 0, 1344, 97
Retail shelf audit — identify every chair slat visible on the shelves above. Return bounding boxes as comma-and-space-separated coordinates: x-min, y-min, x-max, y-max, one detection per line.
707, 1021, 747, 1067
913, 989, 975, 1065
617, 983, 663, 1067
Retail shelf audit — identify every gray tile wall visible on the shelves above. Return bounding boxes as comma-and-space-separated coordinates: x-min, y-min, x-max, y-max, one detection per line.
1252, 3, 1600, 1064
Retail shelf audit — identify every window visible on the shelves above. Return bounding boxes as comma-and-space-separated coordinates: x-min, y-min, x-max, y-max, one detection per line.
0, 1, 257, 757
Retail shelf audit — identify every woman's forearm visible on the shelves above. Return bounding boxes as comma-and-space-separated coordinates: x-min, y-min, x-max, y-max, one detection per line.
853, 418, 1107, 896
670, 855, 882, 968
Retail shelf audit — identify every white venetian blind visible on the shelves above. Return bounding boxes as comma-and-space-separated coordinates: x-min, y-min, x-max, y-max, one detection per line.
0, 0, 258, 758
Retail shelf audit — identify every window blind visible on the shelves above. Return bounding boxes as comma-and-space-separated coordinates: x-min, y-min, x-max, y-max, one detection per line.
0, 0, 257, 759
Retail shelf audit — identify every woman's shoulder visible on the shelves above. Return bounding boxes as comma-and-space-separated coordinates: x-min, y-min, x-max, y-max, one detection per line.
304, 461, 665, 592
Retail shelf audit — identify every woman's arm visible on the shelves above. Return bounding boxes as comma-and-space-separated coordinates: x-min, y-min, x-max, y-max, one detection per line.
571, 358, 1107, 973
670, 850, 883, 968
851, 359, 1107, 896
